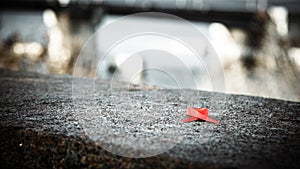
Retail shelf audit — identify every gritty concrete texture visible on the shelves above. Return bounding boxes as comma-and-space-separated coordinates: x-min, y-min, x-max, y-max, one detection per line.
0, 69, 299, 169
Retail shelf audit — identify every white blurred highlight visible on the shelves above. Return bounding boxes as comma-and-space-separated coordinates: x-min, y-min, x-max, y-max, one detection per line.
209, 23, 241, 67
289, 47, 300, 66
43, 9, 71, 73
13, 42, 44, 61
268, 6, 288, 37
12, 43, 24, 55
43, 9, 57, 28
58, 0, 71, 7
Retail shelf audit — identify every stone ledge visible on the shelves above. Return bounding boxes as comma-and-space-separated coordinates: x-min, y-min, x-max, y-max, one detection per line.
0, 69, 299, 169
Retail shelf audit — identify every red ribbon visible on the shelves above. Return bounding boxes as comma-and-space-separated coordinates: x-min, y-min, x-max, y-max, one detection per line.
181, 107, 220, 125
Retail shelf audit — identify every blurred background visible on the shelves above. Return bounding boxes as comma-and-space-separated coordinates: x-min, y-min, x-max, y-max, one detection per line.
0, 0, 299, 101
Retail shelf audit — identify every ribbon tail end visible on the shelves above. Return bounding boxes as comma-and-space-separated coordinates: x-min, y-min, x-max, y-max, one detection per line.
205, 117, 220, 125
181, 117, 199, 123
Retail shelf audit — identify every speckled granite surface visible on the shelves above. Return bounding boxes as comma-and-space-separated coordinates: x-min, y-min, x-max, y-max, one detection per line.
0, 69, 299, 169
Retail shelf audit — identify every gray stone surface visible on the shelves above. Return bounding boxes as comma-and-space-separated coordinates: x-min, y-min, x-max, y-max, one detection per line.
0, 69, 299, 169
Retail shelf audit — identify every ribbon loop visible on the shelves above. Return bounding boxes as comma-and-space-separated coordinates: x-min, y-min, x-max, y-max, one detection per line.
182, 107, 220, 125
